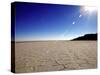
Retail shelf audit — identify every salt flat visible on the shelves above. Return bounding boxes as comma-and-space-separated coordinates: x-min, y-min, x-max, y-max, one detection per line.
15, 41, 97, 73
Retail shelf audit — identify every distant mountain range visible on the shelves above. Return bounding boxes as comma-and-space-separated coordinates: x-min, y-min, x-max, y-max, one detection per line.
72, 33, 97, 40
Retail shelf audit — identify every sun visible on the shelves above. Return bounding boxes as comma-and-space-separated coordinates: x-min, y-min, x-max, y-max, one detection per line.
83, 6, 97, 13
80, 6, 97, 15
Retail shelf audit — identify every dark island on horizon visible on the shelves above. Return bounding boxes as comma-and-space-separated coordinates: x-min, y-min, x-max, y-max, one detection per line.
72, 33, 97, 41
11, 33, 97, 42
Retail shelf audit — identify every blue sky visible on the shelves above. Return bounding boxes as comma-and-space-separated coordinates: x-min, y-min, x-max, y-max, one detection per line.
14, 2, 97, 41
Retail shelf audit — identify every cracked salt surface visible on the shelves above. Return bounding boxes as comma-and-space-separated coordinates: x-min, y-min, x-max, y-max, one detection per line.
15, 41, 97, 73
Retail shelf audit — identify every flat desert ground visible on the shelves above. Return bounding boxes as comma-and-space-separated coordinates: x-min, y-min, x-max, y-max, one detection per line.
15, 41, 97, 73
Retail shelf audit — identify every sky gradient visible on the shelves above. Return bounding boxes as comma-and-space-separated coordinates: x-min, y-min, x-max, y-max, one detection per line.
14, 2, 97, 41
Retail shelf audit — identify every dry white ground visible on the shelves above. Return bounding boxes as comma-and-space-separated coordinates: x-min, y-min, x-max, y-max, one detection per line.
15, 41, 97, 73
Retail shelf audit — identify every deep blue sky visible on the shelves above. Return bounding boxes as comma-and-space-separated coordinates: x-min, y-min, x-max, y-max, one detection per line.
14, 2, 97, 41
